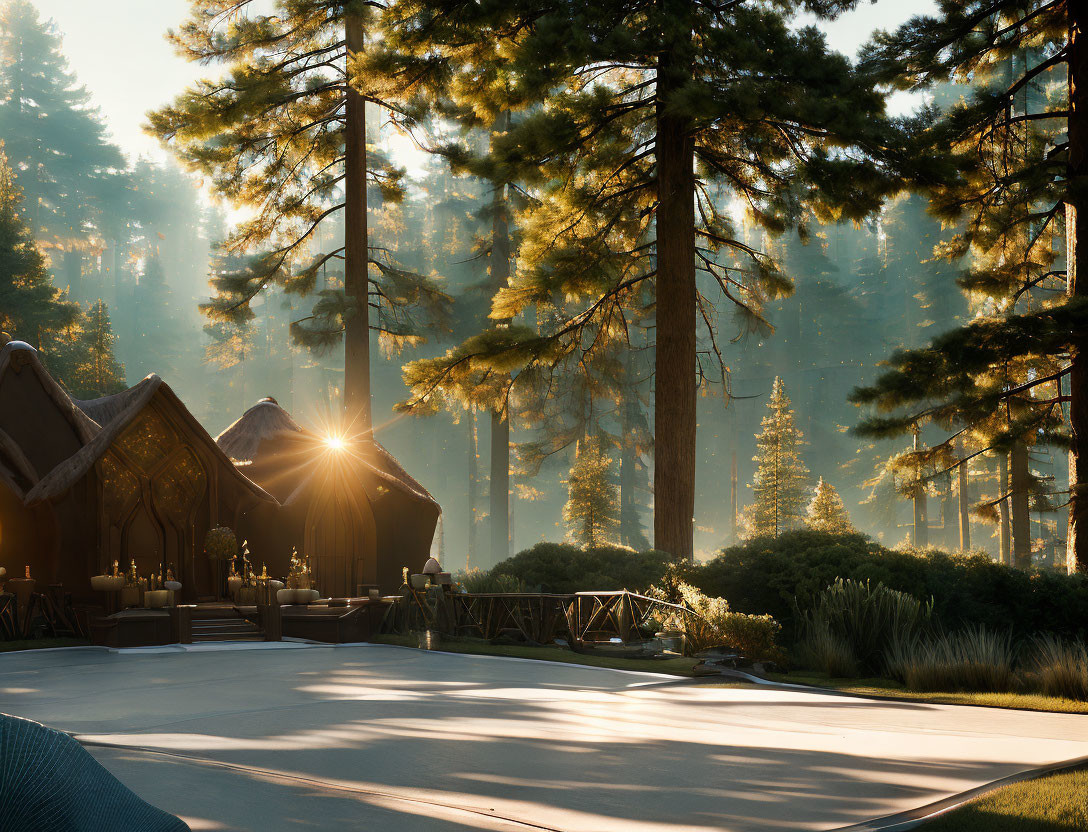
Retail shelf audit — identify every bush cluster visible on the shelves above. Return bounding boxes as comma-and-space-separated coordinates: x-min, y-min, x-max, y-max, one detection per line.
489, 542, 671, 594
695, 530, 1088, 640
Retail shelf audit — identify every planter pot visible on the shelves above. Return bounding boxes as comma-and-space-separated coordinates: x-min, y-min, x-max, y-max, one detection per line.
433, 572, 452, 586
120, 585, 142, 609
164, 581, 182, 606
269, 580, 284, 591
409, 574, 429, 590
655, 631, 684, 653
296, 589, 320, 605
227, 576, 243, 597
144, 590, 168, 609
276, 588, 298, 605
91, 575, 125, 592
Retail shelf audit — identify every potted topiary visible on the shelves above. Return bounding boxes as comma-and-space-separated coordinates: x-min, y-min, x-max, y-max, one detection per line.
204, 526, 238, 599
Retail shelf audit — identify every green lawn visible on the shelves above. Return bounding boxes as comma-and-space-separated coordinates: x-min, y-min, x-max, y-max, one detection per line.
0, 637, 90, 653
919, 766, 1088, 831
369, 633, 705, 677
762, 670, 1088, 715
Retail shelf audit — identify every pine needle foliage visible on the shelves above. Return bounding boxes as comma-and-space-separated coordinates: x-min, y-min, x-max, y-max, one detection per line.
563, 436, 620, 548
379, 0, 897, 557
0, 0, 123, 250
66, 299, 125, 399
0, 143, 78, 342
147, 1, 450, 354
807, 477, 853, 534
853, 0, 1088, 570
747, 377, 810, 538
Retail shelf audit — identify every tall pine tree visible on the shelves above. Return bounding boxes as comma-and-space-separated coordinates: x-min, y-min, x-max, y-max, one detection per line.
746, 377, 810, 538
857, 0, 1088, 572
0, 142, 78, 344
0, 0, 124, 297
380, 0, 895, 560
148, 0, 448, 435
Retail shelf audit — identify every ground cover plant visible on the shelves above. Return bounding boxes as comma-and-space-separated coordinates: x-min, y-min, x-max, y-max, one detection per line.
917, 766, 1088, 831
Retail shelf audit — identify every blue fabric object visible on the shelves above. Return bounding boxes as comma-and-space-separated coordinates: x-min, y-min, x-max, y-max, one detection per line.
0, 713, 189, 832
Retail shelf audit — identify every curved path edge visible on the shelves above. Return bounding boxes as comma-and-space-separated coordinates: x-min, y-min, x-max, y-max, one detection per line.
826, 753, 1088, 831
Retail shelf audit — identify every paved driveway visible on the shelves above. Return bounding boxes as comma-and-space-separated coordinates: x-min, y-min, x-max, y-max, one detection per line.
1, 643, 1085, 831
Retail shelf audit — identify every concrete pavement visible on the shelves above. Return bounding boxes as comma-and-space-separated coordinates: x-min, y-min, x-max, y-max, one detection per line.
1, 643, 1086, 831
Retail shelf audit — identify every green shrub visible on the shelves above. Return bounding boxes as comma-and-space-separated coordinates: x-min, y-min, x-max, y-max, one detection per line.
715, 611, 783, 663
693, 530, 1088, 640
797, 578, 932, 674
885, 626, 1016, 693
491, 542, 673, 594
1026, 635, 1088, 701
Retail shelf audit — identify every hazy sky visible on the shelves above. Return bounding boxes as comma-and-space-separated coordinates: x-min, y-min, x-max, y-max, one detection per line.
29, 0, 936, 166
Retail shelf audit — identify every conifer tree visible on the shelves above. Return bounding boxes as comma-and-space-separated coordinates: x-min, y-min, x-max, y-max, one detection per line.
856, 1, 1088, 572
381, 0, 894, 559
563, 437, 619, 548
747, 378, 810, 538
806, 477, 853, 535
148, 0, 448, 435
0, 0, 124, 295
0, 143, 78, 344
65, 299, 125, 399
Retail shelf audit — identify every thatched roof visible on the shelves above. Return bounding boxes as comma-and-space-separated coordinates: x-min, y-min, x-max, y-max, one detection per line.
24, 376, 277, 506
214, 398, 304, 464
218, 398, 437, 508
0, 341, 100, 445
279, 435, 439, 509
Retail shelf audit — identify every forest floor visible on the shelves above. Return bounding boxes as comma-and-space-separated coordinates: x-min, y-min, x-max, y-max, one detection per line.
917, 764, 1088, 831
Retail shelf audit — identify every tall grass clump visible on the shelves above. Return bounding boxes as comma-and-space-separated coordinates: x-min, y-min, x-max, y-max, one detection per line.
1027, 635, 1088, 701
793, 620, 859, 677
455, 568, 525, 594
796, 578, 932, 674
886, 626, 1016, 692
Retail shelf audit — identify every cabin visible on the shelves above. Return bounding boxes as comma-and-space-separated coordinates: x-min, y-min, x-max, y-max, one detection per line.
216, 398, 440, 596
0, 340, 438, 602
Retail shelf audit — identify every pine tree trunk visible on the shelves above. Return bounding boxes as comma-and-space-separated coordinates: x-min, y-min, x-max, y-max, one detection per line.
490, 410, 510, 564
468, 408, 478, 567
730, 447, 738, 546
488, 112, 511, 566
343, 14, 372, 436
653, 8, 697, 562
998, 454, 1012, 565
1066, 4, 1088, 573
957, 441, 971, 550
1010, 440, 1032, 568
619, 348, 639, 547
912, 431, 928, 548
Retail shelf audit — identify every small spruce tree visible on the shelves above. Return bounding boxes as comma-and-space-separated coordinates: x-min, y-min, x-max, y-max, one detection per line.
746, 377, 810, 538
563, 437, 619, 549
67, 299, 125, 398
806, 478, 853, 535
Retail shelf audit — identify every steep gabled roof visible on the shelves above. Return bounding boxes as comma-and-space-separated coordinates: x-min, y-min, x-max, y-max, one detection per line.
214, 398, 304, 464
24, 376, 277, 506
0, 341, 100, 444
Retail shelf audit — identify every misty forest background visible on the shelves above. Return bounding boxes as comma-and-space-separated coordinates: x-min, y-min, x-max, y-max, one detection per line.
0, 0, 1071, 571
